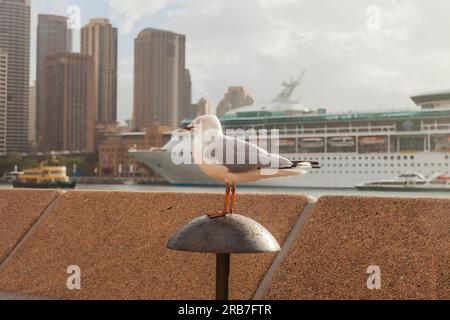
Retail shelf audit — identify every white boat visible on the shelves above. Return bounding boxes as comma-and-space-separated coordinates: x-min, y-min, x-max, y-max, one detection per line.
0, 168, 22, 183
129, 83, 450, 189
356, 172, 450, 191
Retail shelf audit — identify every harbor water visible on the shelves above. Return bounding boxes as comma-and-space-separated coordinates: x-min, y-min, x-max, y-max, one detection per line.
1, 183, 448, 199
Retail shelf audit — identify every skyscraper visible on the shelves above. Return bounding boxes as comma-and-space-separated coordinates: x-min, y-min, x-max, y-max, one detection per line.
81, 18, 118, 124
181, 69, 193, 121
36, 14, 72, 149
0, 49, 7, 155
0, 0, 31, 153
43, 53, 95, 152
133, 28, 191, 130
28, 81, 36, 146
216, 86, 255, 116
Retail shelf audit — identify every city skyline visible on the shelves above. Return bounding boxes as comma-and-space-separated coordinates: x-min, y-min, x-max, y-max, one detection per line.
28, 0, 450, 124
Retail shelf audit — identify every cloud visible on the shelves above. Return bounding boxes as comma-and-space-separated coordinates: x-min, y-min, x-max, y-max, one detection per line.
109, 0, 171, 34
105, 0, 450, 118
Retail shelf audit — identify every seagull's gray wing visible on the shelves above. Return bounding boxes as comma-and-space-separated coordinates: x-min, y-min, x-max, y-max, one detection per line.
204, 135, 294, 173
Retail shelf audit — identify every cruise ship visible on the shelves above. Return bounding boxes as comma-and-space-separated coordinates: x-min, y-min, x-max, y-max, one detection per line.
130, 81, 450, 189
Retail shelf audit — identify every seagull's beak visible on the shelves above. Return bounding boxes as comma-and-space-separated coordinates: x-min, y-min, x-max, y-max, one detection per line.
184, 125, 193, 131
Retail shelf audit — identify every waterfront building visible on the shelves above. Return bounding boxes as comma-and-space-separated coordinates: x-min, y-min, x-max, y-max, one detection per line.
0, 49, 7, 155
190, 98, 214, 118
36, 14, 72, 149
81, 18, 118, 124
0, 0, 31, 153
133, 28, 191, 130
28, 81, 36, 146
216, 86, 255, 116
98, 125, 172, 176
43, 53, 95, 153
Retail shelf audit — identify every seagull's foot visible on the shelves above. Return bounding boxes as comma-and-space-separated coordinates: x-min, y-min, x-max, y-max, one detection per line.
207, 211, 228, 219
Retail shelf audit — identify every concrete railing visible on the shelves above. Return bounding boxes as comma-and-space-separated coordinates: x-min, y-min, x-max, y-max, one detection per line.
0, 190, 448, 300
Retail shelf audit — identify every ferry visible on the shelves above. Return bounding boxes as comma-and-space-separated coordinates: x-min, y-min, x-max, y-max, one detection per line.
130, 80, 450, 189
356, 172, 450, 191
13, 166, 77, 189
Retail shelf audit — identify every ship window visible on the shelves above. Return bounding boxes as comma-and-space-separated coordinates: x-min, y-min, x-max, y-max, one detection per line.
391, 156, 394, 160
398, 156, 401, 160
445, 155, 449, 160
384, 156, 388, 160
404, 156, 408, 160
411, 156, 415, 160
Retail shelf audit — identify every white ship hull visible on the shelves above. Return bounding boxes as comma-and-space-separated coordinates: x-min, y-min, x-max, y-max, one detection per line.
131, 150, 450, 189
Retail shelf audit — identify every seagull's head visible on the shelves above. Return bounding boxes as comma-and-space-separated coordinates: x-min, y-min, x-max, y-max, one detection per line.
185, 115, 223, 135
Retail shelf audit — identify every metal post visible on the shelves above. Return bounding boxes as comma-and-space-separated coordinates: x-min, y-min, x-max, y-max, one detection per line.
216, 253, 230, 300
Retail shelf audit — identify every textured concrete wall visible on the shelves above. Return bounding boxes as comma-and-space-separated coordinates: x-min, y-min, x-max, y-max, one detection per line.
0, 190, 61, 263
0, 191, 311, 300
0, 190, 448, 300
265, 196, 450, 300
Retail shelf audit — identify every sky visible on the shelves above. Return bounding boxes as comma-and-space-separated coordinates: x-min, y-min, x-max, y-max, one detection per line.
30, 0, 450, 123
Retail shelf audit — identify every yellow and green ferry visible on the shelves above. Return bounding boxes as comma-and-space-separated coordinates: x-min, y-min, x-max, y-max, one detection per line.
13, 166, 76, 189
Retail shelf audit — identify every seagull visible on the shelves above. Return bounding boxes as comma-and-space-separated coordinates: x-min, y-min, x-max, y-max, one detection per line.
185, 115, 320, 218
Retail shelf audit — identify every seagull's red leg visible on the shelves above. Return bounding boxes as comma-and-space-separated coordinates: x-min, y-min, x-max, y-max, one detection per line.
229, 183, 236, 214
223, 183, 230, 215
208, 183, 230, 218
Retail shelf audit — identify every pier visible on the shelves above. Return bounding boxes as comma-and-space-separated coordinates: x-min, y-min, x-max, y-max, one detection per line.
0, 189, 448, 300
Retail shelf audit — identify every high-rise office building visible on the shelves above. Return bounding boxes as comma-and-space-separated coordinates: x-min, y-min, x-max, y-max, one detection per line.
181, 69, 193, 121
36, 14, 72, 149
43, 53, 95, 152
216, 86, 255, 116
191, 98, 213, 118
28, 81, 36, 145
0, 49, 7, 155
133, 28, 191, 130
0, 0, 31, 153
81, 18, 118, 124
